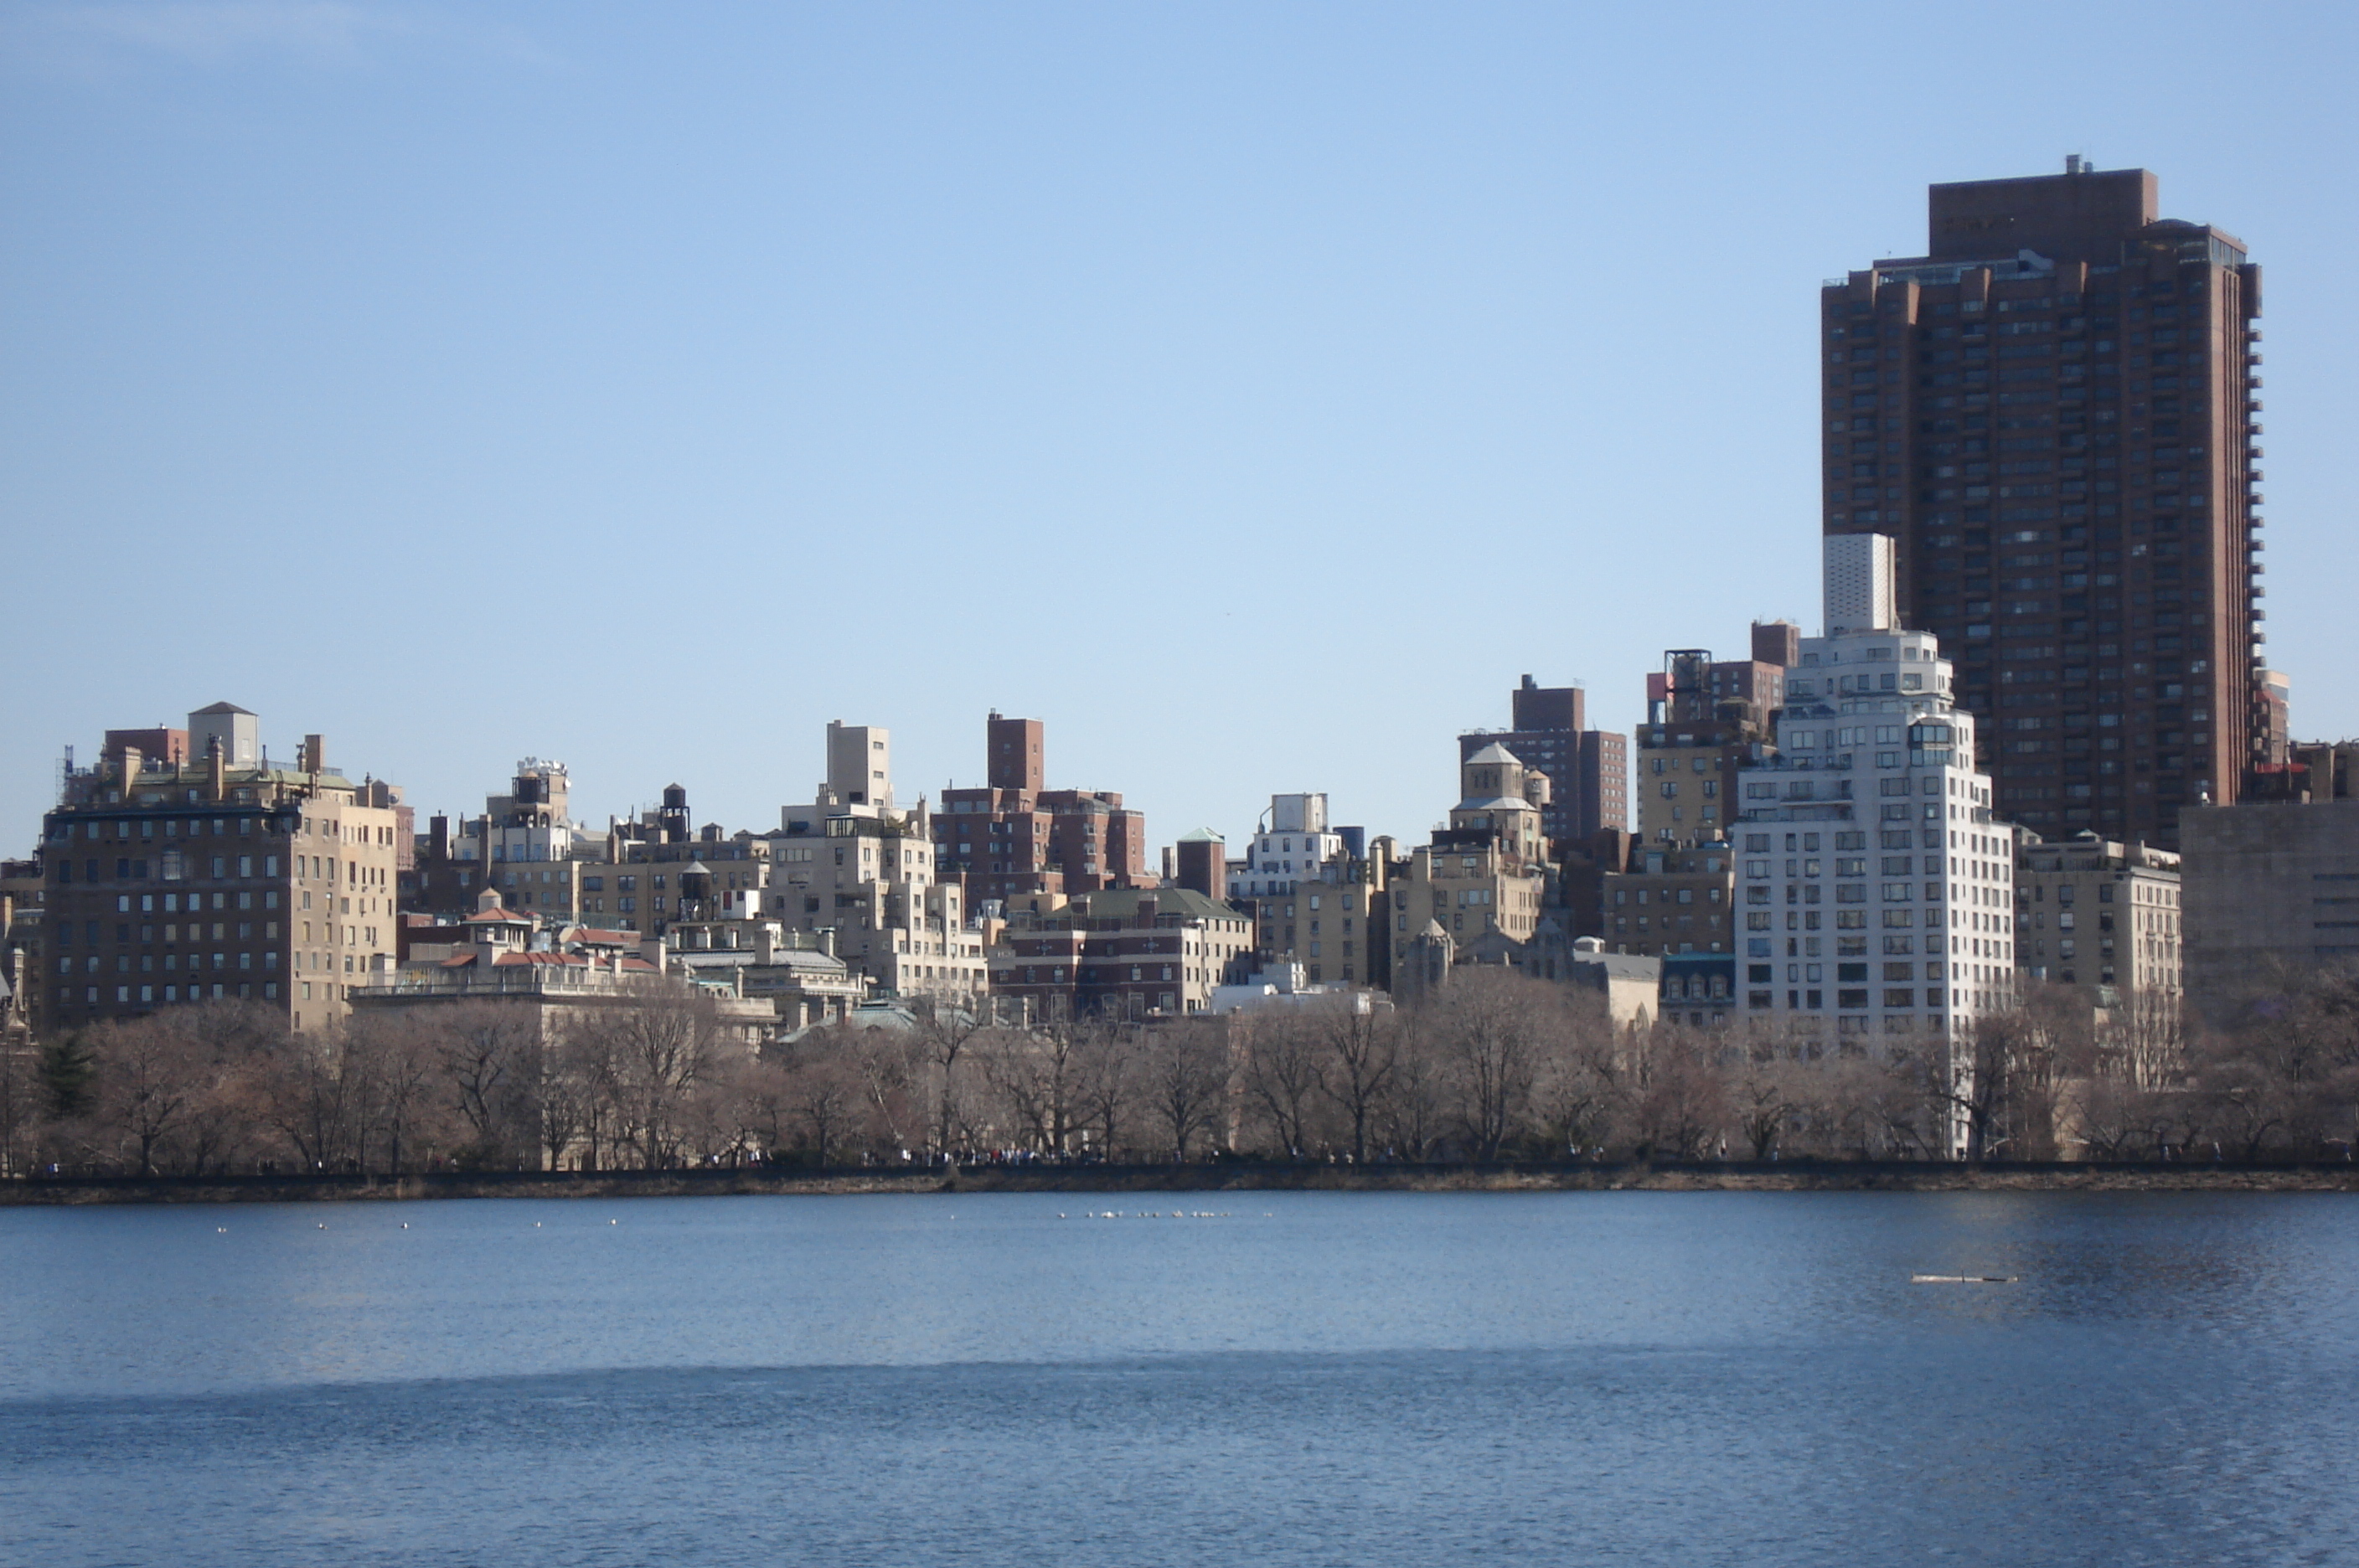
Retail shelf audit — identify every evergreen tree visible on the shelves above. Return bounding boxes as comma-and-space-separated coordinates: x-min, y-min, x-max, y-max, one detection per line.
38, 1033, 96, 1120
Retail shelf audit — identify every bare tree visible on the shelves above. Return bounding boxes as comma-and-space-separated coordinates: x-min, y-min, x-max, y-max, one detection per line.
2072, 1070, 2181, 1161
1427, 968, 1553, 1160
1377, 1010, 1449, 1161
844, 1024, 921, 1155
1732, 1057, 1802, 1160
2188, 1028, 2298, 1160
985, 1019, 1087, 1154
1074, 1021, 1142, 1159
911, 999, 993, 1155
1143, 1020, 1230, 1162
0, 1036, 38, 1178
2109, 990, 2185, 1091
1856, 1052, 1941, 1159
1952, 991, 2070, 1161
258, 1030, 355, 1173
426, 1002, 542, 1168
596, 983, 727, 1169
1314, 998, 1397, 1164
88, 1015, 209, 1176
1632, 1024, 1730, 1161
337, 1010, 444, 1175
1239, 1012, 1324, 1159
786, 1040, 863, 1166
529, 1019, 602, 1172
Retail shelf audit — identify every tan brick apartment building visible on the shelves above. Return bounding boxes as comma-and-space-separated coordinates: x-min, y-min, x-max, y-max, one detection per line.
1391, 744, 1551, 969
1457, 676, 1629, 848
35, 704, 402, 1038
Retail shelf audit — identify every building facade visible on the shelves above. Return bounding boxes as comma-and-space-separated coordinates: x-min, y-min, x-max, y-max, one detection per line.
36, 707, 402, 1038
1390, 744, 1551, 975
2013, 832, 2181, 1011
1458, 675, 1629, 846
2179, 798, 2359, 1024
988, 886, 1255, 1020
1635, 632, 1790, 848
1740, 543, 2019, 1152
405, 759, 590, 924
764, 723, 988, 1004
1602, 841, 1736, 958
932, 713, 1152, 906
1824, 162, 2263, 849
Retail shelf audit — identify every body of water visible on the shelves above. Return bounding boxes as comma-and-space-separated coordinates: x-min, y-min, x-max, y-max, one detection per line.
2, 1190, 2351, 1566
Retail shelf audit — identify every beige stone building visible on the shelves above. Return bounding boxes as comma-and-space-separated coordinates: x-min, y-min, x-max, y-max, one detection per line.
36, 704, 402, 1039
1390, 744, 1550, 972
2013, 832, 2181, 1009
762, 722, 989, 1004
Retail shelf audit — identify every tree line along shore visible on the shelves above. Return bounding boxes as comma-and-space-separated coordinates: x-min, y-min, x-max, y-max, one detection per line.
7, 1158, 2356, 1206
5, 961, 2356, 1185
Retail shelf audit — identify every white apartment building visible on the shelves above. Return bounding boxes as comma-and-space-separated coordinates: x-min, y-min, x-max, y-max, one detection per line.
453, 760, 580, 866
1231, 792, 1347, 899
1740, 536, 2019, 1155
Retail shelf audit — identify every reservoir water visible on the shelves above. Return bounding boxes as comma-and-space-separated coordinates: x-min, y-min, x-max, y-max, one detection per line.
2, 1190, 2351, 1566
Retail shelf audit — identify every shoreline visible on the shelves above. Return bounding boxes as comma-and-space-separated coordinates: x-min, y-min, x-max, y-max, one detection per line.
5, 1159, 2356, 1205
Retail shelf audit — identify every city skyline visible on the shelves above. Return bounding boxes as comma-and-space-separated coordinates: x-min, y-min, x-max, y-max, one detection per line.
4, 3, 2354, 864
7, 14, 2356, 1565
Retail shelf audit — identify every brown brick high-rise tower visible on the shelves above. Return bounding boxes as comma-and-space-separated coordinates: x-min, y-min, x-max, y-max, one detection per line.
988, 713, 1045, 793
1822, 160, 2263, 848
935, 714, 1149, 905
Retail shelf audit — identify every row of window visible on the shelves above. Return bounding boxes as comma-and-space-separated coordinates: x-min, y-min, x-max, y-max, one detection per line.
63, 982, 281, 1007
82, 890, 283, 918
61, 950, 278, 974
52, 814, 265, 843
995, 965, 1182, 985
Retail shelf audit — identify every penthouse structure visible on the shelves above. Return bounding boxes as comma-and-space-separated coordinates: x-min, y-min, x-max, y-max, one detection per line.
1225, 793, 1392, 987
1824, 161, 2264, 848
405, 759, 587, 923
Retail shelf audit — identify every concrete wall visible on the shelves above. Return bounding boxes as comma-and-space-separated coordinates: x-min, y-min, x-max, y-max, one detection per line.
2180, 801, 2359, 1021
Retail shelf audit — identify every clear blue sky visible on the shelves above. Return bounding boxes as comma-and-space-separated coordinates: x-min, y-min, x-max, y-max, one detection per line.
4, 1, 2353, 854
